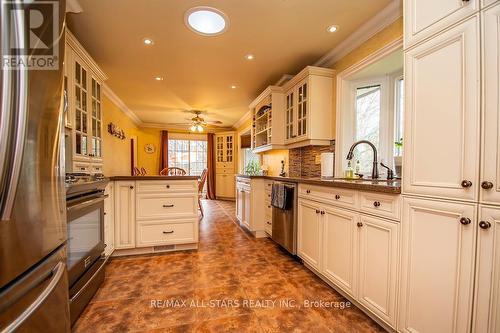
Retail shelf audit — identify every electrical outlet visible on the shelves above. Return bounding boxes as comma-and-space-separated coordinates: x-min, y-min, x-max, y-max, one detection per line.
315, 155, 321, 164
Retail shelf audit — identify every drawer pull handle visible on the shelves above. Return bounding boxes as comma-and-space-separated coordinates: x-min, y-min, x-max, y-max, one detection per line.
166, 185, 170, 189
163, 204, 174, 208
373, 201, 381, 207
460, 217, 471, 225
335, 195, 340, 200
320, 211, 325, 215
315, 209, 320, 214
129, 186, 134, 189
357, 222, 363, 228
163, 231, 174, 234
306, 190, 311, 194
267, 222, 272, 225
268, 205, 271, 208
479, 221, 491, 229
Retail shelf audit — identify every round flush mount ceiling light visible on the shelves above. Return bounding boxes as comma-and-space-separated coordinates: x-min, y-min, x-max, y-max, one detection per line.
154, 76, 164, 81
230, 85, 237, 89
327, 25, 339, 33
244, 54, 254, 60
185, 7, 229, 36
143, 38, 154, 45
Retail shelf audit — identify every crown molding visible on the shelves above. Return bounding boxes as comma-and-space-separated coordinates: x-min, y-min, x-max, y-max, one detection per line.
249, 85, 284, 109
102, 84, 142, 126
233, 110, 252, 129
139, 122, 233, 133
314, 0, 402, 68
66, 29, 108, 81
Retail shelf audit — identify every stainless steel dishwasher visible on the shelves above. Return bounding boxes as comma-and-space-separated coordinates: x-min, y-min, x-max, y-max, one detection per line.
271, 181, 298, 255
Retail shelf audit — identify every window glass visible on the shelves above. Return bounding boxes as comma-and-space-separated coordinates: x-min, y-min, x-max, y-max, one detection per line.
355, 85, 381, 173
394, 78, 404, 157
168, 139, 207, 176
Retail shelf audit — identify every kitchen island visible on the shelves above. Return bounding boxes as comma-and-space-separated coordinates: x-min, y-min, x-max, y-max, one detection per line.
105, 176, 200, 257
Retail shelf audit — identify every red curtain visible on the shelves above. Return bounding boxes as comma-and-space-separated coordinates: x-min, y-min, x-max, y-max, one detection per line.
159, 130, 168, 174
206, 133, 216, 199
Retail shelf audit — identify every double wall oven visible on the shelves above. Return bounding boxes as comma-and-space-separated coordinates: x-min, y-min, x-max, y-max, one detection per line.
65, 174, 108, 325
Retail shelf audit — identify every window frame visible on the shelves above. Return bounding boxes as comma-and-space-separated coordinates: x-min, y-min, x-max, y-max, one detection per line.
167, 137, 207, 176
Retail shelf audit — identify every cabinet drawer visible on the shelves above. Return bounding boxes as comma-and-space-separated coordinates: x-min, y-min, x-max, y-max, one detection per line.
299, 184, 358, 209
136, 180, 197, 194
359, 192, 401, 221
137, 221, 197, 247
91, 164, 103, 174
216, 168, 234, 174
136, 194, 198, 220
73, 162, 90, 173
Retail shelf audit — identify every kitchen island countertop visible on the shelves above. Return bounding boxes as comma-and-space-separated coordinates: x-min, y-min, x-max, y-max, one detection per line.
109, 175, 199, 181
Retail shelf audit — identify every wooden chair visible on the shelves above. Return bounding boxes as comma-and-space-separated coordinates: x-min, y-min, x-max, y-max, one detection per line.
198, 169, 208, 217
160, 167, 186, 176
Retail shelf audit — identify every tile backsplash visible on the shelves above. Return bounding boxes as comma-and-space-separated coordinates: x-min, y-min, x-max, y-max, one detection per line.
289, 141, 335, 178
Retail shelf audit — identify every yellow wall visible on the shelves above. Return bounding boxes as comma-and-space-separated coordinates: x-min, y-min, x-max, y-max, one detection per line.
102, 96, 138, 176
331, 17, 403, 135
261, 150, 289, 176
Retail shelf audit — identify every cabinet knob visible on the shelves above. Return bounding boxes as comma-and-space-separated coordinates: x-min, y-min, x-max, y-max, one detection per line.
335, 195, 340, 200
373, 201, 381, 207
267, 221, 272, 225
129, 186, 134, 189
268, 205, 271, 208
166, 185, 170, 189
479, 221, 491, 229
315, 209, 320, 214
461, 180, 473, 188
163, 231, 174, 234
306, 190, 311, 194
357, 222, 363, 228
320, 211, 325, 215
481, 181, 494, 190
460, 217, 471, 225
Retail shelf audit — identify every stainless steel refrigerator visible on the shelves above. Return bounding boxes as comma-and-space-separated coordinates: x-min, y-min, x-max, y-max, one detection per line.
0, 1, 70, 332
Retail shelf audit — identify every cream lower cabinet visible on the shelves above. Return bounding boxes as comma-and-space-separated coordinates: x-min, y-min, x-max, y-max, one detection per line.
216, 174, 235, 199
114, 181, 136, 249
473, 205, 500, 333
298, 190, 400, 329
236, 184, 244, 223
399, 196, 476, 333
297, 199, 322, 271
235, 177, 266, 238
103, 182, 115, 256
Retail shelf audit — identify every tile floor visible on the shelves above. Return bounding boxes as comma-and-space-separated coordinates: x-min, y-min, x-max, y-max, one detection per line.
73, 200, 385, 333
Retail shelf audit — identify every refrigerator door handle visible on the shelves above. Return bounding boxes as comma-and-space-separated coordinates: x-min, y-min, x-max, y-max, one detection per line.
0, 262, 66, 333
1, 6, 29, 221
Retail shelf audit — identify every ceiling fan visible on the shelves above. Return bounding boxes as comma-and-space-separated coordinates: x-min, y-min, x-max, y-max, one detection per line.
168, 110, 225, 132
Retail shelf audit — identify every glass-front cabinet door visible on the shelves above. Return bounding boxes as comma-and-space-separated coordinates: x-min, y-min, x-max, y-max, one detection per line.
90, 78, 102, 161
216, 136, 224, 163
73, 58, 89, 159
297, 80, 308, 138
285, 89, 294, 141
225, 135, 233, 163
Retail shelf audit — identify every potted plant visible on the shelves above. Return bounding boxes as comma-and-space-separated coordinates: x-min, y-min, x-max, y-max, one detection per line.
394, 138, 403, 177
245, 159, 261, 176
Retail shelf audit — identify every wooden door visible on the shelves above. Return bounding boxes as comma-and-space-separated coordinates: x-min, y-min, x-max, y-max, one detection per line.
480, 3, 500, 205
399, 197, 476, 333
357, 215, 399, 327
404, 0, 478, 48
114, 181, 136, 249
403, 16, 480, 201
322, 205, 358, 297
297, 199, 322, 270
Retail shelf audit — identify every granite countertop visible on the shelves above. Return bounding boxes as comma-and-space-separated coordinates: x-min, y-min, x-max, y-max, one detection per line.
236, 174, 401, 194
109, 175, 199, 181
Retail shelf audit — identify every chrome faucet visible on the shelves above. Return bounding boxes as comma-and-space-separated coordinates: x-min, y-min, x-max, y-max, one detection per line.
346, 140, 379, 179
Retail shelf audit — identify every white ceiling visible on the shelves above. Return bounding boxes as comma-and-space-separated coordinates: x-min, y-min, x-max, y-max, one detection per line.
68, 0, 394, 128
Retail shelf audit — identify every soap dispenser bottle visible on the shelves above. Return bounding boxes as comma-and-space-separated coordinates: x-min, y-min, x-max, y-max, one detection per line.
345, 161, 354, 179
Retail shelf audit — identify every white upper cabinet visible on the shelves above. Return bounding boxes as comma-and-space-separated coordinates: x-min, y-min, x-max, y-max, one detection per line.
473, 205, 500, 333
322, 205, 358, 297
297, 199, 322, 270
480, 2, 500, 205
404, 0, 479, 49
403, 16, 480, 201
250, 86, 285, 153
399, 197, 476, 333
282, 66, 333, 149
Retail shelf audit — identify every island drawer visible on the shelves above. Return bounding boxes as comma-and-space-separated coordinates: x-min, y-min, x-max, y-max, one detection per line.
136, 220, 197, 247
136, 180, 197, 194
298, 184, 358, 209
136, 193, 198, 220
359, 191, 401, 221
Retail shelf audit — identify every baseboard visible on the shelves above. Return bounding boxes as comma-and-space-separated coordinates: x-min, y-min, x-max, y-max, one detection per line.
112, 243, 198, 257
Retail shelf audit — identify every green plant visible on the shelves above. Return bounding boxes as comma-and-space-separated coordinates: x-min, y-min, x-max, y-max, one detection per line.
245, 159, 261, 176
394, 138, 403, 149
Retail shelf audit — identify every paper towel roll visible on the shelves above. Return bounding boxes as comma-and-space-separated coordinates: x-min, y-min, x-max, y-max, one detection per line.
321, 153, 334, 178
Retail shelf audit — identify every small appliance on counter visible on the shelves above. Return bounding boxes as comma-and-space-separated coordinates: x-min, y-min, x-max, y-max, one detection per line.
320, 152, 334, 178
65, 173, 109, 325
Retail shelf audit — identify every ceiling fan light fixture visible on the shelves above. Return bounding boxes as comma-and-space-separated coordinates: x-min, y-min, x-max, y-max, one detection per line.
190, 125, 197, 132
185, 7, 229, 36
197, 125, 204, 132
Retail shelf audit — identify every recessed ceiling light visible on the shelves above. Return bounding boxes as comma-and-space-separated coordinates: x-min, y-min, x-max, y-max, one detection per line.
245, 54, 255, 60
154, 76, 164, 81
143, 38, 154, 45
230, 85, 237, 89
185, 6, 229, 36
327, 25, 339, 33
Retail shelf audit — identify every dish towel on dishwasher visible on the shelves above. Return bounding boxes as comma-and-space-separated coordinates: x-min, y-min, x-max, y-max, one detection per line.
271, 183, 287, 210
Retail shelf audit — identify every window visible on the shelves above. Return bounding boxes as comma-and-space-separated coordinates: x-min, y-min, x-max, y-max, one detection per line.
394, 78, 404, 157
355, 84, 381, 173
242, 148, 259, 170
168, 139, 207, 176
